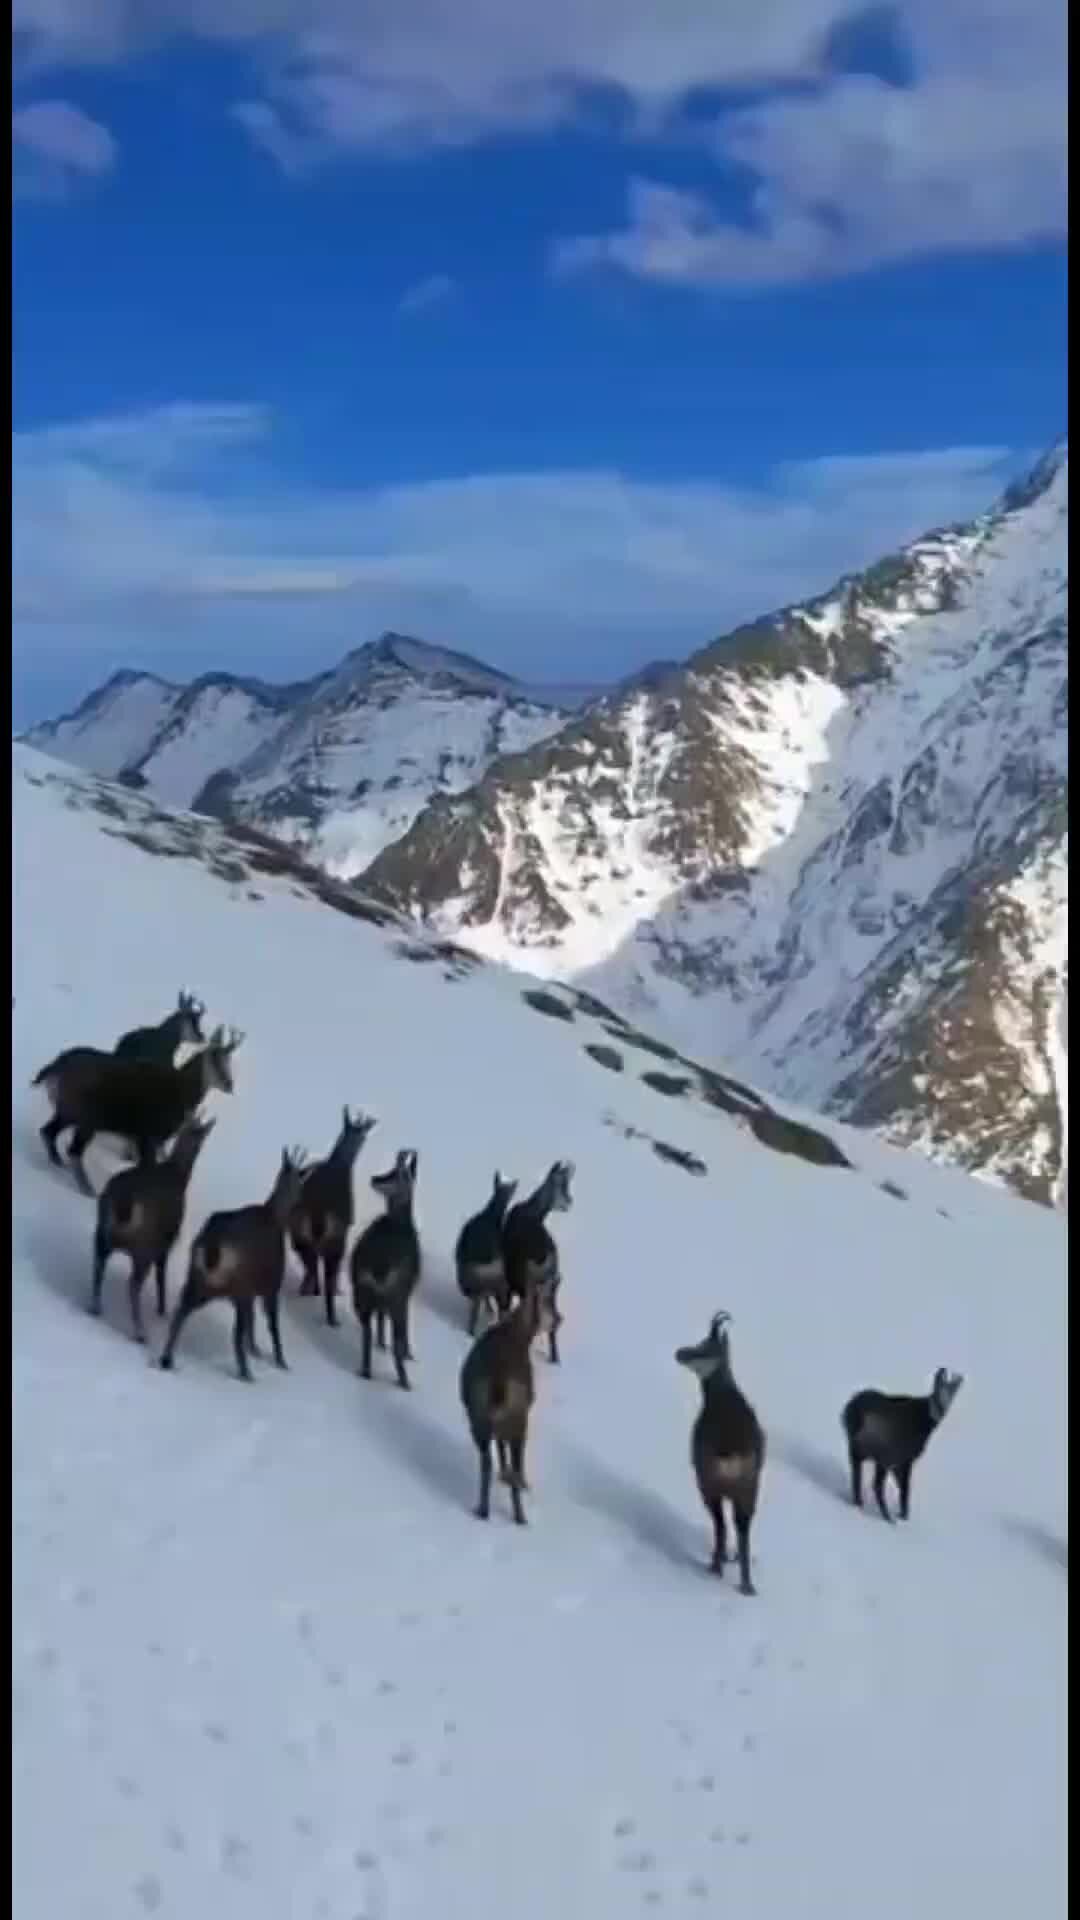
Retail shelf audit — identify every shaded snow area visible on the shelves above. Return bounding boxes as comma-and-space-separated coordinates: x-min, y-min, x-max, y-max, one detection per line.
12, 748, 1066, 1920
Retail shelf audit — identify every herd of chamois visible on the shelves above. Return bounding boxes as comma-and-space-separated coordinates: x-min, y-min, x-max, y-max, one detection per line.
31, 988, 965, 1592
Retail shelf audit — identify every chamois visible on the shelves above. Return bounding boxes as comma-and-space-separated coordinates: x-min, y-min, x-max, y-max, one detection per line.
291, 1106, 377, 1327
675, 1311, 766, 1596
35, 1025, 243, 1190
502, 1159, 573, 1364
455, 1171, 518, 1335
349, 1151, 421, 1390
460, 1276, 543, 1524
91, 1115, 215, 1342
114, 991, 207, 1065
159, 1147, 309, 1382
842, 1367, 964, 1522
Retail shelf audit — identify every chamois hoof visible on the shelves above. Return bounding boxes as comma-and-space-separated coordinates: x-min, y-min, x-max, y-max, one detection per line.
738, 1580, 757, 1598
158, 1355, 174, 1372
473, 1506, 490, 1522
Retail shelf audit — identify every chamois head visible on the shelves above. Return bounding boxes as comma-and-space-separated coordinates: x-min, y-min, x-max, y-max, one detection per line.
930, 1367, 964, 1422
491, 1170, 518, 1216
546, 1159, 574, 1213
272, 1146, 310, 1221
168, 1112, 216, 1166
675, 1310, 733, 1383
203, 1025, 245, 1094
336, 1105, 378, 1161
371, 1149, 419, 1213
176, 990, 207, 1047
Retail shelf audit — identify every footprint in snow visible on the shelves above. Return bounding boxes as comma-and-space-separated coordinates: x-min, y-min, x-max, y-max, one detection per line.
618, 1847, 657, 1874
220, 1834, 254, 1880
133, 1873, 163, 1913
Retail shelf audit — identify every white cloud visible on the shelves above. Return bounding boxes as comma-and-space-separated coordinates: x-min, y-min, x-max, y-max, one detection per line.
556, 2, 1066, 284
12, 401, 1029, 723
398, 273, 456, 314
12, 99, 116, 199
10, 2, 1065, 278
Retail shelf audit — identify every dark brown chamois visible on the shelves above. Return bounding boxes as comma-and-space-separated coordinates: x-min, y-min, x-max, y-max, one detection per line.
159, 1147, 309, 1382
114, 990, 207, 1065
842, 1367, 964, 1522
459, 1276, 543, 1524
291, 1106, 378, 1327
349, 1151, 421, 1390
454, 1171, 518, 1335
501, 1159, 573, 1364
675, 1311, 766, 1596
35, 1025, 243, 1191
91, 1115, 216, 1342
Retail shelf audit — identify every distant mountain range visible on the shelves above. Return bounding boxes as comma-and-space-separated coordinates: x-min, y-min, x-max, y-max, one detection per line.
22, 443, 1069, 1205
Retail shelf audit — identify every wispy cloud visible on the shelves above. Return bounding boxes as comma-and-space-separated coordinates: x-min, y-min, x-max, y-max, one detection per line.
12, 400, 1027, 723
11, 0, 1066, 280
556, 49, 1066, 286
398, 274, 456, 315
12, 100, 117, 200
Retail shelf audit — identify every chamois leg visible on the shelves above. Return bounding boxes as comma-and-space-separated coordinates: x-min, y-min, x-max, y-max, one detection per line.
128, 1257, 151, 1345
467, 1295, 481, 1337
496, 1437, 511, 1483
391, 1308, 411, 1391
296, 1247, 319, 1297
707, 1501, 728, 1576
546, 1293, 562, 1366
872, 1463, 893, 1522
358, 1312, 373, 1381
895, 1462, 912, 1521
158, 1283, 203, 1371
474, 1436, 493, 1521
232, 1302, 255, 1383
508, 1436, 528, 1525
322, 1245, 344, 1329
41, 1114, 66, 1167
848, 1447, 863, 1508
154, 1255, 169, 1318
89, 1227, 109, 1317
66, 1127, 96, 1195
733, 1505, 757, 1597
375, 1309, 388, 1351
263, 1290, 288, 1370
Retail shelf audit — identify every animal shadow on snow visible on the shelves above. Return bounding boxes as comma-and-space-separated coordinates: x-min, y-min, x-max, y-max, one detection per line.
772, 1432, 851, 1507
20, 1208, 94, 1316
282, 1285, 363, 1378
564, 1439, 702, 1573
1000, 1515, 1067, 1573
363, 1395, 478, 1513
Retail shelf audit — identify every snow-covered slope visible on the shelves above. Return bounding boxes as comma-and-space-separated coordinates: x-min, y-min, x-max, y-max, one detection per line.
20, 635, 586, 874
11, 747, 1067, 1920
365, 445, 1069, 1204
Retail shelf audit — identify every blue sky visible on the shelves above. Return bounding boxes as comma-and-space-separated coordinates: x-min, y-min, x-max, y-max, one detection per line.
11, 0, 1067, 726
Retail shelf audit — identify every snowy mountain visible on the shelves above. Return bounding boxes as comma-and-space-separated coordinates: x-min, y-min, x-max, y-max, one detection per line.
362, 444, 1069, 1206
20, 447, 1069, 1205
20, 634, 590, 874
12, 745, 1067, 1920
